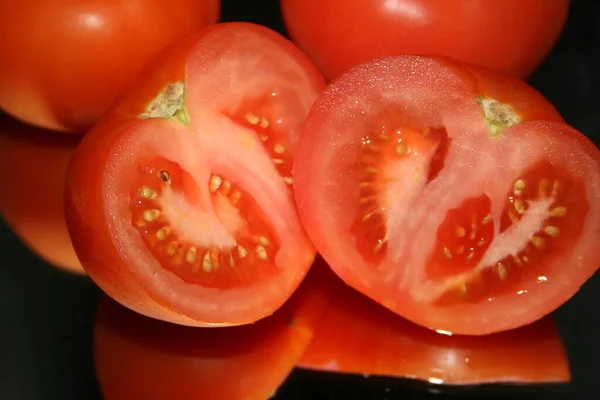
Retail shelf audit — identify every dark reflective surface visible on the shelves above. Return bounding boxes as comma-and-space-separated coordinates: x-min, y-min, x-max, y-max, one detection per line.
1, 0, 599, 399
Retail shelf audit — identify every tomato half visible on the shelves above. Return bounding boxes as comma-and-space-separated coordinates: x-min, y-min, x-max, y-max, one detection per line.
293, 55, 600, 335
65, 22, 325, 326
95, 262, 332, 400
0, 112, 83, 274
281, 0, 569, 81
0, 0, 220, 133
297, 276, 570, 385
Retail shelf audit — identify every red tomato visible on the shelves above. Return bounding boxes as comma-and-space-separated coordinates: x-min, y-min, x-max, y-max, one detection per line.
65, 22, 325, 326
281, 0, 569, 81
0, 112, 83, 274
0, 0, 220, 133
293, 56, 600, 335
95, 262, 332, 400
297, 277, 570, 385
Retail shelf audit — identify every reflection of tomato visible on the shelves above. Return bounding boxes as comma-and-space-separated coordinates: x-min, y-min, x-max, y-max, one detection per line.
0, 113, 83, 274
293, 55, 600, 335
297, 278, 570, 385
95, 262, 331, 400
65, 22, 325, 326
281, 0, 570, 81
0, 0, 220, 133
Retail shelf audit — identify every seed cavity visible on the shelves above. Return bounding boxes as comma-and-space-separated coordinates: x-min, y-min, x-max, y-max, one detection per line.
443, 247, 452, 259
237, 245, 248, 259
186, 247, 197, 263
531, 235, 546, 249
497, 263, 508, 280
544, 226, 560, 237
142, 209, 160, 222
158, 170, 171, 184
156, 227, 170, 241
202, 252, 213, 273
256, 245, 268, 260
550, 206, 567, 217
513, 179, 526, 196
210, 175, 223, 193
395, 142, 411, 155
514, 199, 525, 214
273, 144, 285, 154
141, 186, 157, 199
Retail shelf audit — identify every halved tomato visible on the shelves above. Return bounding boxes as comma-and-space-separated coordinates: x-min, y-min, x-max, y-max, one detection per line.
0, 112, 83, 274
65, 22, 325, 326
293, 55, 600, 335
297, 276, 570, 384
95, 261, 332, 400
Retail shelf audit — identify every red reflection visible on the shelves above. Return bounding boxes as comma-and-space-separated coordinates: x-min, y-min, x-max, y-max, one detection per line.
297, 278, 570, 385
94, 262, 333, 400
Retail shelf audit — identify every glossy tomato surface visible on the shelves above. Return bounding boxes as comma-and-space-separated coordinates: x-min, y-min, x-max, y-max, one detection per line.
65, 22, 325, 327
95, 262, 332, 400
0, 0, 220, 133
298, 276, 570, 384
293, 55, 600, 335
0, 112, 83, 274
281, 0, 569, 81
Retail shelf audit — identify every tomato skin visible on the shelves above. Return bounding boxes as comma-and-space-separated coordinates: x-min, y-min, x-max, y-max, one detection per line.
298, 278, 570, 385
65, 22, 325, 326
0, 113, 83, 274
95, 262, 332, 400
0, 0, 220, 133
281, 0, 569, 81
293, 55, 600, 335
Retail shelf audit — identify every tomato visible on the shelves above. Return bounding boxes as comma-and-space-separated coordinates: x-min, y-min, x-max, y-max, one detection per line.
0, 0, 220, 133
297, 277, 570, 385
293, 55, 600, 335
95, 262, 332, 400
0, 112, 83, 274
65, 22, 325, 326
281, 0, 570, 81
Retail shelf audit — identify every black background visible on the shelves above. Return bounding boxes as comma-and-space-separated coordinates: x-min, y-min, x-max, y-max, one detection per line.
1, 0, 599, 399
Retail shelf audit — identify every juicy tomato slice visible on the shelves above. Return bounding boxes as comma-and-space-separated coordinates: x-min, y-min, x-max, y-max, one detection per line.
293, 55, 600, 335
297, 277, 570, 385
0, 112, 83, 274
95, 262, 333, 400
65, 22, 325, 326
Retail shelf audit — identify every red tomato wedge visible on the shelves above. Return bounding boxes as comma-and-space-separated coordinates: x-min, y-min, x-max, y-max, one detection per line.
94, 262, 332, 400
293, 55, 600, 335
0, 112, 83, 274
65, 22, 325, 326
297, 277, 570, 385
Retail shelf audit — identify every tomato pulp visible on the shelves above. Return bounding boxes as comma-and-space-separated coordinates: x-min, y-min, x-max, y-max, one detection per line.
65, 22, 325, 326
293, 56, 600, 335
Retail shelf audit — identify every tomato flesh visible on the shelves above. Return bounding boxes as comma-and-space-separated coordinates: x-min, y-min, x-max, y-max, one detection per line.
65, 22, 325, 326
293, 56, 600, 335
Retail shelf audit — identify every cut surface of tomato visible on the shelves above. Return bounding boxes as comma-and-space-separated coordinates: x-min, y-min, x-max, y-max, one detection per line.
95, 262, 332, 400
65, 22, 325, 326
297, 277, 570, 385
293, 55, 600, 335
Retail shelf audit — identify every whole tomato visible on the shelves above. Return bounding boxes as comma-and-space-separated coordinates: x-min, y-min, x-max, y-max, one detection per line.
281, 0, 570, 81
0, 0, 220, 133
